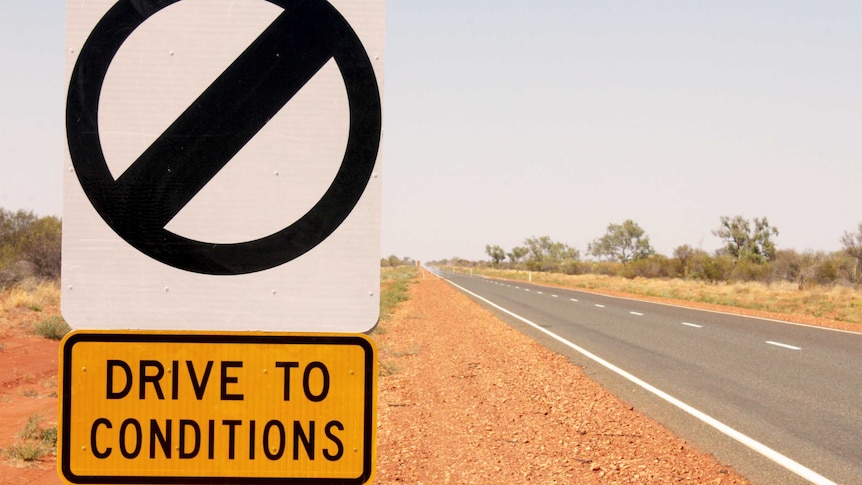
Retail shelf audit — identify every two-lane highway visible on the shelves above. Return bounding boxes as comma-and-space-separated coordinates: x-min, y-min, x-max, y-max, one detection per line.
437, 270, 862, 485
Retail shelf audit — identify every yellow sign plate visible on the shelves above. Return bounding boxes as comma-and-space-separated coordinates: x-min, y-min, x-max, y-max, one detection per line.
59, 331, 376, 484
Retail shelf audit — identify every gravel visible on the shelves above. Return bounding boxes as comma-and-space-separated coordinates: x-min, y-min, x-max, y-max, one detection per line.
372, 271, 750, 484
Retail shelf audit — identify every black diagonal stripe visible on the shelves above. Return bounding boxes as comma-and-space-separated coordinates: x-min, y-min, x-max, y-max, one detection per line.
113, 2, 337, 230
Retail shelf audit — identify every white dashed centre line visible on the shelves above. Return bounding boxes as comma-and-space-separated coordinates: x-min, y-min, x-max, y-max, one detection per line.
552, 295, 559, 298
570, 298, 578, 302
767, 341, 802, 351
681, 322, 703, 328
595, 304, 605, 308
630, 312, 644, 316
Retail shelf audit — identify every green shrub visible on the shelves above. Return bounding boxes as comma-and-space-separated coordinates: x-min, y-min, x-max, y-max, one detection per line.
730, 259, 771, 282
558, 259, 585, 275
39, 426, 58, 447
816, 259, 839, 285
692, 254, 734, 282
7, 441, 45, 462
625, 255, 673, 279
589, 261, 621, 277
33, 315, 71, 340
4, 415, 56, 462
18, 414, 43, 440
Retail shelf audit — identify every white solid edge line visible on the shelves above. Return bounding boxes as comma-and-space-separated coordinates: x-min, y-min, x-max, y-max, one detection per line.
441, 276, 837, 485
767, 341, 802, 351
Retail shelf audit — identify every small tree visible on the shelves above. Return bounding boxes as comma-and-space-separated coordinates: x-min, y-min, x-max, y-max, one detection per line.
18, 216, 62, 279
588, 220, 654, 265
0, 208, 61, 279
841, 223, 862, 284
0, 208, 38, 266
485, 244, 506, 268
507, 246, 528, 266
522, 236, 579, 272
713, 215, 778, 263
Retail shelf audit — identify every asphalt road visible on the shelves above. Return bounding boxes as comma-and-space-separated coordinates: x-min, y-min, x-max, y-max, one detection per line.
437, 270, 862, 485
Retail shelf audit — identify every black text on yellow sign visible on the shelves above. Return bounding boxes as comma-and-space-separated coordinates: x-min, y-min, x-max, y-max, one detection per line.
58, 332, 377, 484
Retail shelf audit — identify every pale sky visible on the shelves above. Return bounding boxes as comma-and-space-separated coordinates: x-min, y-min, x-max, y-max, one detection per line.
2, 1, 860, 263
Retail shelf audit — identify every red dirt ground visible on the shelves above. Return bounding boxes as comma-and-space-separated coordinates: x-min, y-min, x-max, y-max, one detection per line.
0, 305, 62, 485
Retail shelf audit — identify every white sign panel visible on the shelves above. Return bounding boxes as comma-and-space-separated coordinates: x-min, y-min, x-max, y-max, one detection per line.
62, 0, 385, 332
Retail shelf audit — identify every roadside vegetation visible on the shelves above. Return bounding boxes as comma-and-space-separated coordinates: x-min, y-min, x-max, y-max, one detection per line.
0, 208, 61, 290
3, 203, 858, 326
375, 260, 418, 376
435, 216, 862, 326
0, 277, 69, 339
32, 314, 71, 340
3, 414, 57, 464
0, 278, 59, 313
449, 268, 862, 325
378, 261, 418, 325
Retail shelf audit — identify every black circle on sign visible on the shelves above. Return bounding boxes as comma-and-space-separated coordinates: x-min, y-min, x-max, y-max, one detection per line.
66, 0, 382, 275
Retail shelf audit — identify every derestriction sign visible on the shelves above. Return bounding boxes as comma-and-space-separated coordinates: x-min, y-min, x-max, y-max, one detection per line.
62, 0, 385, 332
59, 332, 377, 484
66, 0, 380, 275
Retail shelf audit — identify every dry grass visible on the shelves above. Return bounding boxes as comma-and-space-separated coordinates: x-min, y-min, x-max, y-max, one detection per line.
375, 266, 419, 374
461, 268, 862, 326
0, 279, 60, 314
379, 266, 418, 323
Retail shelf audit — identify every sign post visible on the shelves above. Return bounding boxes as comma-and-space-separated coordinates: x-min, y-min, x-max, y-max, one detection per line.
60, 1, 384, 483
